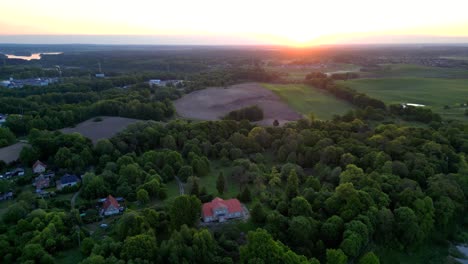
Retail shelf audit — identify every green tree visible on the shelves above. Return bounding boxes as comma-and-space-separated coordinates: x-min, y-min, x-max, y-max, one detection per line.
121, 234, 157, 261
326, 248, 347, 264
251, 202, 266, 224
239, 187, 251, 203
170, 195, 202, 229
240, 228, 309, 264
286, 170, 299, 200
216, 172, 226, 195
358, 252, 380, 264
137, 189, 150, 204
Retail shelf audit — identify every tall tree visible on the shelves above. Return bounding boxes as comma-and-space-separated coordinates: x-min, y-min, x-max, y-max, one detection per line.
170, 195, 202, 229
286, 170, 299, 200
216, 172, 226, 195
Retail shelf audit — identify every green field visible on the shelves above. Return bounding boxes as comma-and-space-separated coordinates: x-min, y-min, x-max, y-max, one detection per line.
266, 63, 360, 81
261, 83, 355, 119
361, 64, 468, 79
340, 78, 468, 120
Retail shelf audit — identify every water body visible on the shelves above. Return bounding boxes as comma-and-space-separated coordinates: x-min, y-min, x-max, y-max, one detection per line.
3, 52, 62, 61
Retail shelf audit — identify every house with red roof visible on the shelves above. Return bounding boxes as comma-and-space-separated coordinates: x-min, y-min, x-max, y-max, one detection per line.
202, 197, 244, 223
101, 195, 121, 216
32, 160, 47, 174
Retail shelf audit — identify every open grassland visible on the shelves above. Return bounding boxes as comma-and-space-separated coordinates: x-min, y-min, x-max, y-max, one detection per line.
266, 63, 360, 81
340, 78, 468, 120
60, 116, 141, 144
361, 64, 468, 79
261, 83, 355, 120
440, 56, 468, 61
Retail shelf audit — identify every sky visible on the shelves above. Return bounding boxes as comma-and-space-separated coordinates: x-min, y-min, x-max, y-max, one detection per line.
1, 0, 468, 46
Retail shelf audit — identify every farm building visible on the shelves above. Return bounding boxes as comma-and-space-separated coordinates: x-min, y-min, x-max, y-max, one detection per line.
101, 195, 122, 216
57, 174, 80, 190
202, 197, 244, 223
33, 160, 47, 174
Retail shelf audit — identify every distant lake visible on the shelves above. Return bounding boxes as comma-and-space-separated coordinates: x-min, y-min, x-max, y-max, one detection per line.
2, 52, 63, 61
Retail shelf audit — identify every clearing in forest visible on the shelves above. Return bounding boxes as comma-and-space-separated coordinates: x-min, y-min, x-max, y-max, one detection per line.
60, 116, 141, 144
174, 82, 303, 126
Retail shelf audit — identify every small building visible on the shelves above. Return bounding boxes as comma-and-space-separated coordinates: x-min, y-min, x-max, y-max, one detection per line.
95, 73, 105, 78
33, 160, 47, 174
101, 195, 121, 216
148, 79, 161, 87
57, 174, 80, 190
33, 174, 50, 190
202, 197, 244, 223
0, 114, 6, 125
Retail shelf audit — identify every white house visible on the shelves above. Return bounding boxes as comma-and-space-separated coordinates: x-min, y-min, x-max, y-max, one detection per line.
101, 195, 121, 216
32, 160, 47, 174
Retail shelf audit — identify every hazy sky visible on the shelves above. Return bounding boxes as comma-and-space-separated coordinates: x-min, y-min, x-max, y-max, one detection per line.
1, 0, 468, 45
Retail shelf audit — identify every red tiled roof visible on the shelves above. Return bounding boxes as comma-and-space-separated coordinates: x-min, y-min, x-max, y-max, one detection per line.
103, 195, 119, 211
33, 160, 46, 169
202, 197, 242, 217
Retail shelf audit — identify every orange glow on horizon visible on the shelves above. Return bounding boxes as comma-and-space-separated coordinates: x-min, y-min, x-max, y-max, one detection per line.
1, 0, 468, 45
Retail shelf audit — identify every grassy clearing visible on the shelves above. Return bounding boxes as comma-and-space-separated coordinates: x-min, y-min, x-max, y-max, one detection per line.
261, 83, 355, 120
340, 78, 468, 120
361, 64, 468, 79
55, 248, 83, 264
266, 63, 359, 81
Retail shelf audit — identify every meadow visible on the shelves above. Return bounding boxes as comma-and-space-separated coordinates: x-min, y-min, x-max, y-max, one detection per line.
266, 63, 360, 81
261, 83, 355, 120
361, 64, 468, 79
340, 78, 468, 120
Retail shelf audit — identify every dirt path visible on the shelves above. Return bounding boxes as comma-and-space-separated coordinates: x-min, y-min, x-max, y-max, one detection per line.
71, 189, 81, 209
174, 176, 185, 195
174, 82, 302, 126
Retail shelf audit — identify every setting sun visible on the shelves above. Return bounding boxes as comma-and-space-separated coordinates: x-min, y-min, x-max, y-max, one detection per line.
1, 0, 468, 45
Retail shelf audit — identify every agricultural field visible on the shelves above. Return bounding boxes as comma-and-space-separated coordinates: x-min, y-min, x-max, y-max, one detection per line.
361, 64, 468, 79
174, 83, 303, 125
261, 83, 355, 120
266, 63, 360, 81
0, 142, 28, 163
60, 116, 141, 144
340, 78, 468, 120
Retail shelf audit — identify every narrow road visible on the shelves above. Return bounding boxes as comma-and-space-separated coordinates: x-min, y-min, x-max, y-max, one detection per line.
71, 189, 81, 208
174, 176, 185, 195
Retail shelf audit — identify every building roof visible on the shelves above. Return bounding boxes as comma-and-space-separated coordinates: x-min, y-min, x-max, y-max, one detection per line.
60, 174, 79, 184
33, 160, 46, 170
102, 195, 120, 211
202, 197, 243, 218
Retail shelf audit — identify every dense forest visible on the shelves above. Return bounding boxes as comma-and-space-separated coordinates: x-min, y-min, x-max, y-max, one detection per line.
0, 46, 467, 264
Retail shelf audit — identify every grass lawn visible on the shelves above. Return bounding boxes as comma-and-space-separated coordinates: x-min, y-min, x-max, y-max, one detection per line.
361, 64, 468, 79
340, 78, 468, 120
261, 83, 355, 120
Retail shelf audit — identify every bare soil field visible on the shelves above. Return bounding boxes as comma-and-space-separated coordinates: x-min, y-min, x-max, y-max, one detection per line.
174, 83, 303, 125
0, 142, 28, 163
60, 116, 141, 144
